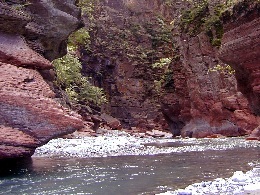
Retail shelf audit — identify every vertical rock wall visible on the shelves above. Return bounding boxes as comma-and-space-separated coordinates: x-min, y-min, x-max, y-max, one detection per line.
0, 0, 84, 159
219, 0, 260, 140
82, 0, 258, 137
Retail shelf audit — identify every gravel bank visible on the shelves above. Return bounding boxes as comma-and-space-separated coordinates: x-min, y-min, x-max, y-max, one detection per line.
33, 130, 259, 158
33, 130, 259, 195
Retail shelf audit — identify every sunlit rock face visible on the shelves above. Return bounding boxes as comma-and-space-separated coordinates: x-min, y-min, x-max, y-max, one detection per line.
82, 0, 258, 138
219, 0, 260, 140
0, 0, 84, 159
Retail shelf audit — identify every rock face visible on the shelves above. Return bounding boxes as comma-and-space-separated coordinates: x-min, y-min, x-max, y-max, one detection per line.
81, 0, 258, 138
219, 0, 260, 140
0, 1, 84, 159
165, 20, 258, 138
81, 0, 174, 131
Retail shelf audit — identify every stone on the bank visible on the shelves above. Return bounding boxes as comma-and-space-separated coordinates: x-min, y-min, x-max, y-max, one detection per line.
231, 171, 250, 182
100, 113, 122, 130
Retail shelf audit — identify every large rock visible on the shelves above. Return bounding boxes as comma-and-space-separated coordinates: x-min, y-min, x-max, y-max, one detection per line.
219, 0, 260, 140
0, 0, 84, 159
0, 32, 52, 69
219, 0, 260, 114
100, 113, 122, 130
24, 0, 83, 60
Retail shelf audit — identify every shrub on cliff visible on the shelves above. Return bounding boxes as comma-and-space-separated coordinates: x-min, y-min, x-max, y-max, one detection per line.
68, 28, 91, 51
180, 0, 240, 47
53, 52, 107, 106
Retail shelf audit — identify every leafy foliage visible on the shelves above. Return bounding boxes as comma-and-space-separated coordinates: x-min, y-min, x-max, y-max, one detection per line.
53, 52, 107, 106
52, 0, 108, 107
207, 64, 235, 75
144, 17, 174, 50
77, 0, 98, 19
180, 1, 209, 35
180, 0, 240, 47
152, 57, 174, 94
152, 57, 172, 69
68, 28, 91, 51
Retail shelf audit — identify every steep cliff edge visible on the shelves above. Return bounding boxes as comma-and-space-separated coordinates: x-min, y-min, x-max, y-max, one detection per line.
219, 0, 260, 140
0, 0, 84, 159
79, 0, 258, 138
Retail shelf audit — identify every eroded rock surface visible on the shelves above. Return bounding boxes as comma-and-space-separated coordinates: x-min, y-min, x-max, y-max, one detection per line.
166, 30, 258, 138
81, 0, 258, 138
219, 0, 260, 140
0, 1, 83, 159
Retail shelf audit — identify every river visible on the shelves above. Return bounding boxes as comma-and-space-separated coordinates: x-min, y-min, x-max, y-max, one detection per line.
0, 136, 259, 195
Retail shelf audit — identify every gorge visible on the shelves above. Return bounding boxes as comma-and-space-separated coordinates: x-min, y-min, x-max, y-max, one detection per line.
0, 0, 260, 194
0, 0, 259, 159
77, 0, 260, 139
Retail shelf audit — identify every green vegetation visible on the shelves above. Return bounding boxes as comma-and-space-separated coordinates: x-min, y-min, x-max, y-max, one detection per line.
207, 64, 235, 74
77, 0, 99, 19
52, 0, 108, 107
53, 52, 107, 106
180, 0, 209, 35
144, 17, 174, 51
53, 3, 106, 107
180, 0, 241, 47
152, 57, 172, 69
152, 57, 174, 93
68, 28, 91, 51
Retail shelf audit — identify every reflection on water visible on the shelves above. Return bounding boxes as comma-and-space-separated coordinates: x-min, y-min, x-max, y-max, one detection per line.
0, 146, 259, 195
0, 158, 33, 176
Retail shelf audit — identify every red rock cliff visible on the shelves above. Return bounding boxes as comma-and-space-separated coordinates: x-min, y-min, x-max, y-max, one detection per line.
0, 0, 84, 159
80, 0, 258, 138
219, 0, 260, 140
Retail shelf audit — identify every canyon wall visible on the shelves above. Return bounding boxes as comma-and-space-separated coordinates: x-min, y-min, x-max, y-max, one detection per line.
219, 0, 260, 140
1, 0, 258, 161
81, 0, 259, 138
0, 0, 84, 159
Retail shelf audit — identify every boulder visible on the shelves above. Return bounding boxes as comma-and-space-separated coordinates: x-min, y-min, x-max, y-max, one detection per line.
100, 113, 122, 130
24, 0, 83, 60
246, 126, 260, 141
181, 119, 244, 138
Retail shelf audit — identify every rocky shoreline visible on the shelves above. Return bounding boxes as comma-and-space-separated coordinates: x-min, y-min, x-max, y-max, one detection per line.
33, 130, 260, 195
33, 130, 259, 158
1, 0, 259, 161
159, 168, 260, 195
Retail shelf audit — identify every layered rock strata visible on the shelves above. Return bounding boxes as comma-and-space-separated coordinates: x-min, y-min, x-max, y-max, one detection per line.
0, 1, 84, 159
219, 0, 260, 140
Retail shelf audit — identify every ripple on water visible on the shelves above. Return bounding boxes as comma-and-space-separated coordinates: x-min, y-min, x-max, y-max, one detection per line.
0, 135, 259, 195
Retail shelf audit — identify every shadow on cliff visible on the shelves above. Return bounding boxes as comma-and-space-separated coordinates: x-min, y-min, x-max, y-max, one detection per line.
0, 158, 33, 177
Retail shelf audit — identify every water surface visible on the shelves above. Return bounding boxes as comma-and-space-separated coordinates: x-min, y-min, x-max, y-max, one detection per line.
0, 146, 259, 195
